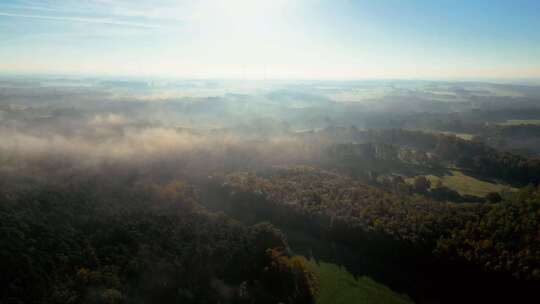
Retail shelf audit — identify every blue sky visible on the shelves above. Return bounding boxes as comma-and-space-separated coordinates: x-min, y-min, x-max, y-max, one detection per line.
0, 0, 539, 79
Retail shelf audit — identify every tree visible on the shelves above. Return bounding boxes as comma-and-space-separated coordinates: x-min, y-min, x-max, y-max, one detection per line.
413, 176, 431, 193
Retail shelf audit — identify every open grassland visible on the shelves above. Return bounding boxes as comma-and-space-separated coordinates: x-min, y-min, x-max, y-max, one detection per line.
437, 131, 474, 140
412, 129, 474, 140
409, 170, 513, 197
306, 259, 413, 304
497, 119, 540, 126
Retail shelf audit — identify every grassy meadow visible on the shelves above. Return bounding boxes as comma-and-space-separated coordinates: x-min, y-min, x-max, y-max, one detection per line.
497, 119, 540, 126
408, 170, 513, 197
306, 259, 413, 304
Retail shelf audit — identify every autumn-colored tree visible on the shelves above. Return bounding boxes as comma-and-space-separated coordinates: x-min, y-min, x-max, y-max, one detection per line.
259, 249, 318, 304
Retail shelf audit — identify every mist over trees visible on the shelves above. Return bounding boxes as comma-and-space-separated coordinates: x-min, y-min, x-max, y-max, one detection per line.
1, 78, 540, 303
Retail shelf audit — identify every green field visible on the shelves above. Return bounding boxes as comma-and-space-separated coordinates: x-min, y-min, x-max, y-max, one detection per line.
497, 119, 540, 126
412, 129, 474, 140
408, 170, 513, 197
306, 259, 413, 304
437, 131, 474, 140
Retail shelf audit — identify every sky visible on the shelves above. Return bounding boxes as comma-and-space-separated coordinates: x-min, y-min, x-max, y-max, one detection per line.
0, 0, 539, 80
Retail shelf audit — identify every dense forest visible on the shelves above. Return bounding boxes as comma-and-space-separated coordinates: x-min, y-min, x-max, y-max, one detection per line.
216, 165, 540, 280
2, 79, 540, 303
310, 128, 540, 185
207, 166, 539, 302
0, 164, 318, 304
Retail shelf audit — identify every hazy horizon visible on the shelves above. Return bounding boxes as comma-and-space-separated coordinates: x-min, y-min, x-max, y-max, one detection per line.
1, 0, 540, 79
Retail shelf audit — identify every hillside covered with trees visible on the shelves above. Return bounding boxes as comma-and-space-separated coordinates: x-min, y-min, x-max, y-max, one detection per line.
0, 164, 318, 304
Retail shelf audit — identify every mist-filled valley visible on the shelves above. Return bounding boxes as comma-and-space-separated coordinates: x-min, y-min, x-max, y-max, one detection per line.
1, 77, 540, 303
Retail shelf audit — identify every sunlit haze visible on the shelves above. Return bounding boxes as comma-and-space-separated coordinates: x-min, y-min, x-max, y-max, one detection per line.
1, 0, 539, 79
